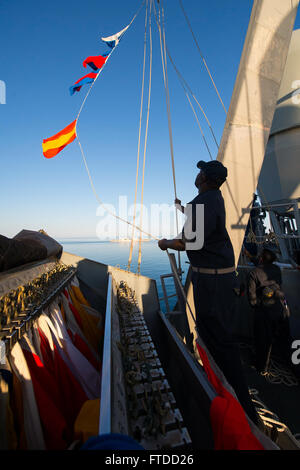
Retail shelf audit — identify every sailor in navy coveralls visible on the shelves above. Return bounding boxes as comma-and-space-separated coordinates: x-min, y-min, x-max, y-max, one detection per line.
158, 160, 258, 424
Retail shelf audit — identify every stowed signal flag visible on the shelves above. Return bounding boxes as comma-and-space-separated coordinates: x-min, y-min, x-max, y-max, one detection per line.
42, 120, 77, 158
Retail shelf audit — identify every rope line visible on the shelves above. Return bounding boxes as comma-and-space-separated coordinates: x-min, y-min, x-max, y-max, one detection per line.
178, 1, 282, 256
164, 9, 272, 254
76, 0, 146, 125
179, 0, 227, 114
162, 2, 182, 276
128, 0, 149, 271
184, 91, 213, 161
137, 0, 153, 274
153, 0, 182, 275
74, 0, 161, 243
161, 10, 246, 236
161, 5, 178, 200
166, 48, 220, 151
77, 135, 159, 241
167, 250, 197, 325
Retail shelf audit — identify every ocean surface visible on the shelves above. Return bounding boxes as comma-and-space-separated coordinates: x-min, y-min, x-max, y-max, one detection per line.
59, 239, 189, 311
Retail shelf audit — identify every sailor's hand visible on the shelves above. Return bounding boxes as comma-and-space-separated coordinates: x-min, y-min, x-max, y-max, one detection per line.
158, 239, 168, 251
175, 198, 181, 206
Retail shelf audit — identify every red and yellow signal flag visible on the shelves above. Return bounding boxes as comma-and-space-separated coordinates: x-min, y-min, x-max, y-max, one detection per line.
42, 119, 77, 158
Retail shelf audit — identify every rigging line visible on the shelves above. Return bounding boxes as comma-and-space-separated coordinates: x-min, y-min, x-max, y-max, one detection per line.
161, 4, 178, 200
74, 0, 158, 241
166, 48, 220, 150
163, 44, 215, 160
162, 1, 182, 275
137, 0, 153, 274
76, 0, 146, 124
77, 135, 159, 241
164, 31, 243, 228
155, 1, 241, 261
154, 0, 182, 275
179, 0, 227, 114
157, 3, 250, 271
185, 91, 213, 161
166, 250, 197, 326
158, 11, 242, 224
153, 0, 176, 195
128, 0, 149, 272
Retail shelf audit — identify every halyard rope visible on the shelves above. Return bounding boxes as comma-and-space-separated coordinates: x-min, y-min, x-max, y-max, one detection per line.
166, 48, 220, 152
184, 91, 214, 161
76, 0, 146, 124
179, 0, 227, 114
77, 137, 159, 241
128, 0, 149, 271
137, 0, 153, 274
75, 0, 160, 243
153, 0, 182, 276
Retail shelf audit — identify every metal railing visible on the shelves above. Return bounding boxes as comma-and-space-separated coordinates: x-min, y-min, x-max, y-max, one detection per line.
159, 273, 179, 313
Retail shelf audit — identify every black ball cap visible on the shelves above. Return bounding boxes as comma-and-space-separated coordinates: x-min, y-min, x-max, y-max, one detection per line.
197, 160, 228, 183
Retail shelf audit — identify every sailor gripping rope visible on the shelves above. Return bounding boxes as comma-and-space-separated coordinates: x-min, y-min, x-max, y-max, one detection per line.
158, 159, 259, 425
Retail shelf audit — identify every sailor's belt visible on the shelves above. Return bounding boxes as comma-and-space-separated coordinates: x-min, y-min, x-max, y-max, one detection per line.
192, 266, 236, 275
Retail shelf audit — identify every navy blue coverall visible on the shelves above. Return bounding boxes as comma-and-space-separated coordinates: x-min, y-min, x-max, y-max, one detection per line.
183, 189, 258, 424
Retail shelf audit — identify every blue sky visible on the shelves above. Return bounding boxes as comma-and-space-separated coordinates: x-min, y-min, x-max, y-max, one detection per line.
1, 1, 300, 239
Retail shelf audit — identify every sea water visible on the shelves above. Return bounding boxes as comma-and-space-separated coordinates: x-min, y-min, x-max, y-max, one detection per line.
59, 239, 189, 312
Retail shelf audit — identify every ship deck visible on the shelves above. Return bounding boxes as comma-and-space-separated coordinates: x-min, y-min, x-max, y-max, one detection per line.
240, 344, 300, 436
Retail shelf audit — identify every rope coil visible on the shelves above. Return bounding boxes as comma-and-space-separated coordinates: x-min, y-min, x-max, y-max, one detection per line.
263, 358, 299, 387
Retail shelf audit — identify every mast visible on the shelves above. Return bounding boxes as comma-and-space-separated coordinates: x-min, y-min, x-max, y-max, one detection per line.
217, 0, 299, 263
